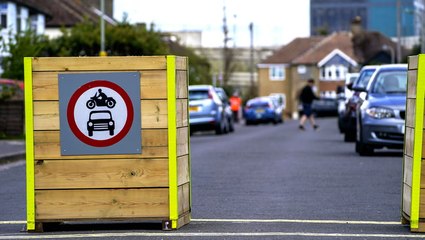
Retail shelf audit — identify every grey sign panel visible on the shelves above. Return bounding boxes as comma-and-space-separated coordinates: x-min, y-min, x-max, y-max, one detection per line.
59, 72, 141, 155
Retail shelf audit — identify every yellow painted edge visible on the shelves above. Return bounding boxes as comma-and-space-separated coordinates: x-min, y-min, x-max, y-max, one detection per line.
167, 55, 178, 229
411, 54, 425, 229
24, 57, 35, 231
186, 57, 192, 215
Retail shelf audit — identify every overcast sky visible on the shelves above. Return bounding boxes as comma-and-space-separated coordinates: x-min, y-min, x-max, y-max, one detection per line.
113, 0, 310, 47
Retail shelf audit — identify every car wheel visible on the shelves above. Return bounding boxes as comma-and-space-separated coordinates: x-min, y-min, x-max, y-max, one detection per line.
88, 130, 93, 137
215, 118, 225, 135
109, 130, 114, 136
355, 123, 373, 156
344, 131, 355, 142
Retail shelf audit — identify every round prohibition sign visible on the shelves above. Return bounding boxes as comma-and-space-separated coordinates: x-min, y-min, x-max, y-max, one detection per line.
67, 80, 134, 147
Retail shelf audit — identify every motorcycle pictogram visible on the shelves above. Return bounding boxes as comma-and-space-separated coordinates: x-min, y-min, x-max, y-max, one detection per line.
86, 89, 116, 109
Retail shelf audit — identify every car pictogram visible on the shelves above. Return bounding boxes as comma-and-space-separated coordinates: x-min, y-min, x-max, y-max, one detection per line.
87, 110, 115, 137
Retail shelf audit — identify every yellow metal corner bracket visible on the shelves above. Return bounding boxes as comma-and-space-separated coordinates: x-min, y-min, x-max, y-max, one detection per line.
167, 55, 178, 229
24, 57, 35, 231
411, 54, 425, 229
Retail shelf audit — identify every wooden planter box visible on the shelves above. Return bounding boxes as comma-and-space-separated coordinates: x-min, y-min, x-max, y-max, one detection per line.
403, 55, 425, 232
24, 56, 190, 231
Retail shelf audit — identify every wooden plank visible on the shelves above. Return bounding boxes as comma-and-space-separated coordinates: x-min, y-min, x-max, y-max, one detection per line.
176, 212, 191, 229
405, 99, 415, 128
177, 99, 188, 128
405, 126, 414, 158
32, 71, 167, 101
33, 129, 169, 159
404, 155, 413, 187
175, 57, 188, 70
34, 143, 168, 160
141, 100, 168, 129
33, 100, 169, 130
35, 188, 169, 220
32, 56, 167, 72
409, 55, 419, 70
178, 183, 190, 215
33, 101, 60, 130
403, 183, 411, 217
178, 155, 190, 186
176, 70, 188, 99
34, 129, 167, 146
177, 127, 189, 157
35, 159, 168, 189
407, 70, 417, 99
140, 71, 167, 99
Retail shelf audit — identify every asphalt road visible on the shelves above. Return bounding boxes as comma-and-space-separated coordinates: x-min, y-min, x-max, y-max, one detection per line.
0, 117, 422, 239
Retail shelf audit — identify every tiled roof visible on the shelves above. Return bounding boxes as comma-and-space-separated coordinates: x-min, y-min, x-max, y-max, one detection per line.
262, 36, 325, 64
261, 31, 401, 66
16, 0, 115, 28
293, 32, 357, 64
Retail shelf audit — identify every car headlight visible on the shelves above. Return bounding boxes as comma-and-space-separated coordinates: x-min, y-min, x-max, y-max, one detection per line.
88, 122, 93, 127
365, 107, 395, 119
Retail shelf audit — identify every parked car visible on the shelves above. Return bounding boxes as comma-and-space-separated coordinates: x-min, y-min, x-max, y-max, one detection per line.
215, 87, 235, 132
337, 73, 359, 132
341, 65, 378, 141
244, 96, 280, 125
188, 85, 228, 135
312, 97, 338, 116
269, 93, 286, 122
355, 64, 407, 156
0, 79, 24, 100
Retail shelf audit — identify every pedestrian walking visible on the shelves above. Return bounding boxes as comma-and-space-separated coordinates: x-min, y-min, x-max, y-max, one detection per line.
298, 78, 319, 130
229, 91, 242, 123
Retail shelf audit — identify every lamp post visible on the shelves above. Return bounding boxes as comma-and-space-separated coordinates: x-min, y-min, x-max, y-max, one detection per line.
99, 0, 107, 56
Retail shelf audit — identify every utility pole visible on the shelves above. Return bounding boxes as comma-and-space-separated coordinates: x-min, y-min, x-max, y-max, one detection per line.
396, 0, 402, 62
222, 4, 232, 87
249, 22, 255, 97
99, 0, 107, 56
422, 0, 425, 53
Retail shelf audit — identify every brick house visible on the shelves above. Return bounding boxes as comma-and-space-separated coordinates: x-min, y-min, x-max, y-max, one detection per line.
258, 30, 400, 119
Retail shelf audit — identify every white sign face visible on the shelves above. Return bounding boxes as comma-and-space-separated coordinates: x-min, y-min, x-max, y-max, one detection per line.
73, 86, 127, 141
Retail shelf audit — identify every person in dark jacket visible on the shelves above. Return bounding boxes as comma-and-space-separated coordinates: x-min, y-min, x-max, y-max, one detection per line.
298, 78, 319, 130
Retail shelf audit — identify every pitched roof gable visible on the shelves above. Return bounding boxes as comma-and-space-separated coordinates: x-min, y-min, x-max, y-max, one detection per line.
317, 49, 358, 67
293, 32, 357, 64
262, 36, 325, 64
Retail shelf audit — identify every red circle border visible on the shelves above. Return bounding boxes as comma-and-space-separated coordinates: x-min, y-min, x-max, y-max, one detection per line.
67, 80, 134, 147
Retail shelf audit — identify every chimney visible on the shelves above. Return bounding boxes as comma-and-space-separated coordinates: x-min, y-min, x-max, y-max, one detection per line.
351, 16, 363, 36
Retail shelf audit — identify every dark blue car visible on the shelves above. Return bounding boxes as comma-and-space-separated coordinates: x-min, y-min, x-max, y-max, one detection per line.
244, 97, 280, 125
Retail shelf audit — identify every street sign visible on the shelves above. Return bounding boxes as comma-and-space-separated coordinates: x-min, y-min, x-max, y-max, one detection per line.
59, 72, 141, 155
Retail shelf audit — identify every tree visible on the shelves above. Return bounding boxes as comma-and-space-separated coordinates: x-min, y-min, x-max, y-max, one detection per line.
1, 29, 48, 80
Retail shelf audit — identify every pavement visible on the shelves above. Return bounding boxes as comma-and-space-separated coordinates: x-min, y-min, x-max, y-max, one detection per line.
0, 140, 26, 164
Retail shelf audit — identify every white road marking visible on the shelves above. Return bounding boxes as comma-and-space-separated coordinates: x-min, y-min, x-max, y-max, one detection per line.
191, 218, 401, 225
0, 219, 410, 239
0, 160, 25, 171
0, 232, 424, 239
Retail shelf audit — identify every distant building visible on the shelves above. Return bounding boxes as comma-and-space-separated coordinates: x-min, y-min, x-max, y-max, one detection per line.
311, 0, 416, 47
258, 28, 404, 119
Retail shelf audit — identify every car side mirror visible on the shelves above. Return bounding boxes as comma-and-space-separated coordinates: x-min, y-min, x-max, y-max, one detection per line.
346, 82, 353, 90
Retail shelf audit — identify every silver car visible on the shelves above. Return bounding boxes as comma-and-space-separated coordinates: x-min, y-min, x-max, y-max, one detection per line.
355, 64, 407, 156
188, 85, 228, 135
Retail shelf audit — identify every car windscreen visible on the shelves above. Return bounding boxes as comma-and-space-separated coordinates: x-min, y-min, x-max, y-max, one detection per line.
189, 90, 209, 100
370, 70, 407, 94
90, 112, 111, 120
248, 101, 269, 108
352, 68, 376, 89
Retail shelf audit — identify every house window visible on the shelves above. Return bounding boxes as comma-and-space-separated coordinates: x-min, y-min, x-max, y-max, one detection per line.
269, 65, 285, 81
0, 3, 7, 29
320, 64, 348, 81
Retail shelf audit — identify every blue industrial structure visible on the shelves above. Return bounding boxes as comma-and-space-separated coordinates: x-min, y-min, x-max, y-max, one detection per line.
311, 0, 415, 38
